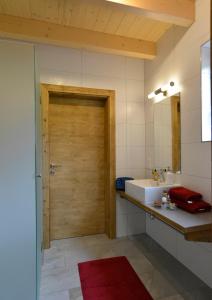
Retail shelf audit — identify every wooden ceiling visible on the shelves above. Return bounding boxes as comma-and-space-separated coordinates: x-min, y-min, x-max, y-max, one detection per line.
0, 0, 172, 42
0, 0, 195, 59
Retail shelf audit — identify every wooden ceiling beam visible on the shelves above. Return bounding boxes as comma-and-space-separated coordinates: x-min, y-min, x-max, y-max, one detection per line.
0, 14, 156, 59
105, 0, 195, 27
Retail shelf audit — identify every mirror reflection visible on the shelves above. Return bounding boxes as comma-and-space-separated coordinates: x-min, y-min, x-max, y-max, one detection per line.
153, 93, 181, 172
201, 40, 211, 142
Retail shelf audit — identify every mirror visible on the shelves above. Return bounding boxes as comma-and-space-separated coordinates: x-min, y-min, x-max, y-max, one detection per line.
201, 40, 211, 142
153, 93, 181, 172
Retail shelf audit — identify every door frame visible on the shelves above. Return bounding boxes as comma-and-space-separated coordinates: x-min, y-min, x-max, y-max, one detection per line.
41, 83, 116, 249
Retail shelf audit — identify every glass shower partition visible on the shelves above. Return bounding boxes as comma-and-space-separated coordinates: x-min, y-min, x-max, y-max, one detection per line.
35, 47, 43, 300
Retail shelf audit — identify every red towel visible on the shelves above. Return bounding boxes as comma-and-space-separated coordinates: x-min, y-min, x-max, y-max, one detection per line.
169, 187, 202, 202
173, 198, 211, 214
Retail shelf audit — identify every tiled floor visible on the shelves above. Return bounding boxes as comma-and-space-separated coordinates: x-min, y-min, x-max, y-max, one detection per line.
40, 233, 212, 300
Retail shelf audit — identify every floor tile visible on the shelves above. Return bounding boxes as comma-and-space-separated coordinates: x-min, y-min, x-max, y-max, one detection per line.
69, 287, 83, 300
40, 290, 70, 300
161, 295, 184, 300
146, 269, 178, 299
40, 233, 212, 300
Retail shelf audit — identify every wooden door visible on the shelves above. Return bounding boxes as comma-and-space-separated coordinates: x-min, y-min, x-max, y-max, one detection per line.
49, 96, 105, 240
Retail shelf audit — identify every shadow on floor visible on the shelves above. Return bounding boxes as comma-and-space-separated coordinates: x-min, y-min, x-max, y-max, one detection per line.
130, 234, 212, 300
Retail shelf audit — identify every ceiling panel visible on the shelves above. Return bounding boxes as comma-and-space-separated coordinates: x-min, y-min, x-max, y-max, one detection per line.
101, 10, 125, 34
0, 0, 172, 42
93, 3, 112, 32
0, 0, 31, 18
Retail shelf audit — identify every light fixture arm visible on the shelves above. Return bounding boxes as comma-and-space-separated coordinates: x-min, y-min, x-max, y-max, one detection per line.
148, 81, 176, 100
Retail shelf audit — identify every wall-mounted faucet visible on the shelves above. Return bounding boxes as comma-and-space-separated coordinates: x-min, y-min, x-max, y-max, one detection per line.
152, 169, 160, 181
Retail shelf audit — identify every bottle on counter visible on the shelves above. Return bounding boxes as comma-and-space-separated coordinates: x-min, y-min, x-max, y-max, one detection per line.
166, 194, 176, 210
166, 167, 174, 185
161, 190, 168, 205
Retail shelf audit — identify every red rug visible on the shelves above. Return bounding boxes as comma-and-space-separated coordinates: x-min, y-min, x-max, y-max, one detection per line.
78, 256, 153, 300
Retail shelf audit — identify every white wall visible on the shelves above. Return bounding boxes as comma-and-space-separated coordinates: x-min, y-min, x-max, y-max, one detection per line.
145, 0, 211, 203
36, 45, 146, 237
145, 0, 212, 287
0, 40, 37, 300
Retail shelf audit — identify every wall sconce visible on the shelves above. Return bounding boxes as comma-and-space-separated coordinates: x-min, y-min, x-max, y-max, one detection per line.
148, 81, 175, 100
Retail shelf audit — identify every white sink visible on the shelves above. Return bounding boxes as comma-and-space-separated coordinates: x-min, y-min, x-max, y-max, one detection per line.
125, 179, 180, 205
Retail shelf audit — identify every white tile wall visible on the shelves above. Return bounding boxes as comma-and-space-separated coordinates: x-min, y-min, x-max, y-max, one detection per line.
181, 142, 211, 179
144, 0, 212, 287
116, 124, 127, 147
116, 194, 146, 237
116, 213, 128, 237
127, 124, 145, 147
36, 45, 146, 236
181, 75, 201, 112
145, 122, 154, 147
127, 102, 145, 124
116, 195, 128, 215
83, 73, 125, 101
40, 68, 82, 87
126, 168, 146, 179
38, 45, 82, 73
125, 58, 144, 81
116, 101, 127, 124
126, 79, 144, 102
116, 146, 127, 170
144, 0, 211, 201
127, 146, 145, 169
82, 51, 125, 78
181, 108, 202, 143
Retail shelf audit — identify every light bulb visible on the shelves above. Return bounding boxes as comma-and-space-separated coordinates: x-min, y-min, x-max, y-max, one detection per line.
148, 91, 155, 99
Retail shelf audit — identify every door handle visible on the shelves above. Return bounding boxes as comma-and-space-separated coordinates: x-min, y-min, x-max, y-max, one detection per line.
36, 174, 42, 178
49, 163, 62, 175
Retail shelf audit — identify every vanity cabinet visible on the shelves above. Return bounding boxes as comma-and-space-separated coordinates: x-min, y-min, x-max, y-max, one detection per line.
119, 191, 212, 288
146, 213, 212, 288
177, 234, 212, 288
